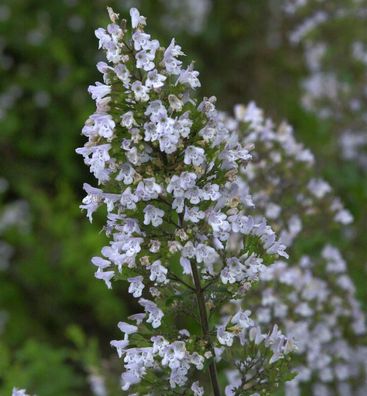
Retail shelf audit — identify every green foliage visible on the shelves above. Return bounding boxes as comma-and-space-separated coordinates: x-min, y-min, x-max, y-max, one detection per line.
0, 340, 83, 395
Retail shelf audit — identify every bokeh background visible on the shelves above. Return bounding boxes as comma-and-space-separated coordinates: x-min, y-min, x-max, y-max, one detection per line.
0, 0, 366, 394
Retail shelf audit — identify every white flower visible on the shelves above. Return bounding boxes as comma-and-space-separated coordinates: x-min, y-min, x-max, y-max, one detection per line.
164, 39, 184, 75
190, 353, 205, 370
167, 172, 197, 196
239, 101, 264, 130
184, 146, 205, 166
83, 113, 115, 140
12, 389, 31, 396
110, 338, 129, 358
88, 373, 107, 396
191, 381, 204, 396
184, 206, 205, 223
195, 243, 218, 266
136, 178, 162, 200
161, 341, 187, 368
95, 268, 114, 289
120, 111, 136, 129
185, 186, 201, 204
217, 325, 234, 346
91, 256, 111, 271
151, 335, 169, 354
94, 28, 121, 63
149, 260, 168, 284
131, 81, 149, 102
132, 31, 156, 51
128, 276, 145, 298
201, 183, 221, 201
130, 8, 146, 29
80, 183, 104, 222
95, 28, 111, 50
88, 82, 111, 101
139, 298, 164, 328
120, 187, 139, 209
179, 257, 192, 274
121, 236, 143, 257
144, 99, 166, 120
114, 64, 131, 84
334, 207, 353, 224
249, 327, 265, 345
146, 69, 167, 89
136, 50, 155, 71
220, 258, 243, 284
308, 178, 331, 198
177, 63, 201, 89
118, 321, 138, 336
76, 144, 112, 184
207, 211, 230, 233
116, 163, 135, 185
143, 205, 164, 227
149, 240, 161, 253
231, 309, 254, 329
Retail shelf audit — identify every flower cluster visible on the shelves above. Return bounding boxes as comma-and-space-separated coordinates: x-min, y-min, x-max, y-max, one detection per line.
78, 7, 294, 394
224, 102, 352, 248
260, 248, 367, 396
224, 101, 367, 395
282, 0, 367, 169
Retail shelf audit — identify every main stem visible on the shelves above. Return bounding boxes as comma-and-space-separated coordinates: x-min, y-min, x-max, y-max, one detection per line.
190, 260, 221, 396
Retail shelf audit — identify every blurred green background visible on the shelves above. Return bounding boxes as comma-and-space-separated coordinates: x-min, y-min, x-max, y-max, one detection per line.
0, 0, 366, 394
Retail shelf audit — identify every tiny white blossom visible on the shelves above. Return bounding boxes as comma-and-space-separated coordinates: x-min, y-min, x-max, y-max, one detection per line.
121, 111, 136, 129
88, 82, 111, 101
177, 63, 201, 89
143, 205, 164, 227
191, 381, 204, 396
130, 8, 146, 29
164, 39, 184, 75
128, 276, 145, 298
95, 268, 114, 289
149, 260, 168, 284
131, 81, 149, 102
168, 94, 183, 112
120, 187, 139, 209
217, 324, 234, 346
146, 69, 167, 89
139, 298, 164, 328
184, 146, 205, 166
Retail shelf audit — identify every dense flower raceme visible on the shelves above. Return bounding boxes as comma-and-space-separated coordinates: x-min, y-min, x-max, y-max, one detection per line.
267, 250, 367, 396
282, 0, 367, 169
223, 103, 367, 395
77, 7, 295, 395
224, 102, 352, 249
254, 245, 367, 396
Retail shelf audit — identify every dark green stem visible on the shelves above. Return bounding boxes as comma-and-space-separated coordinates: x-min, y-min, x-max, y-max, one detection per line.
190, 260, 221, 396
